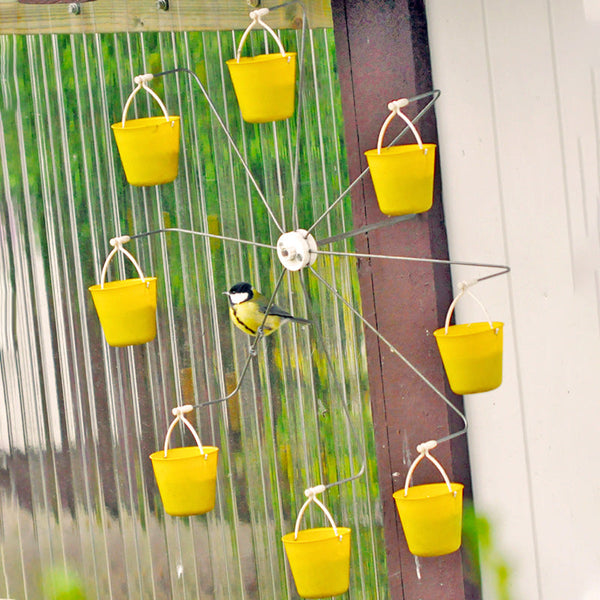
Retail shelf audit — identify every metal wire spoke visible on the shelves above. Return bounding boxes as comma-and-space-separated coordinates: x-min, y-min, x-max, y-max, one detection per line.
152, 66, 285, 234
299, 273, 366, 491
128, 226, 277, 251
313, 247, 511, 284
309, 265, 468, 445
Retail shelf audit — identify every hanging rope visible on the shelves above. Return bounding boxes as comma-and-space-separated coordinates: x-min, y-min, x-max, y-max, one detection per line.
402, 440, 455, 496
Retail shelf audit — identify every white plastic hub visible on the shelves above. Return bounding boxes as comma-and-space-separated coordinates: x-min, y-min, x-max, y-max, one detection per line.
276, 229, 318, 271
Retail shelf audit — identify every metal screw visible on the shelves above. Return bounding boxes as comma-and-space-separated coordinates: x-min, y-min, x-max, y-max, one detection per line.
156, 0, 169, 10
68, 2, 81, 15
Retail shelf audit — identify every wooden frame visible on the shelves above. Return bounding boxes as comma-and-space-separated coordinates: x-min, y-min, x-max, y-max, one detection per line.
0, 0, 332, 34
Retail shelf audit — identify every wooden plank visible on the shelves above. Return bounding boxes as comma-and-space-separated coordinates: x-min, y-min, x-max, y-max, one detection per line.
330, 1, 480, 599
18, 0, 95, 4
0, 0, 332, 34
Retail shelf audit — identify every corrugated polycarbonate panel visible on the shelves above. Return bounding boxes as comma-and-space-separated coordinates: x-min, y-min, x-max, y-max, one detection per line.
0, 27, 388, 599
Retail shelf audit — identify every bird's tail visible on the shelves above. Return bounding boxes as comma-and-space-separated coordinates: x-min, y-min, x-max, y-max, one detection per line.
290, 315, 310, 325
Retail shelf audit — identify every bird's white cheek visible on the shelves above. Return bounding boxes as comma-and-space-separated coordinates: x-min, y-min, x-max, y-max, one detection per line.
229, 292, 249, 304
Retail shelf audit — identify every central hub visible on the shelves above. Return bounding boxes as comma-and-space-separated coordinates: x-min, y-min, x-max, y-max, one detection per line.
276, 229, 318, 271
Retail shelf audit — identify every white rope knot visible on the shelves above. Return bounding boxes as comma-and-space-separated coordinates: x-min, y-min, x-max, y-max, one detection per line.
100, 235, 145, 289
304, 484, 326, 499
236, 6, 286, 60
457, 279, 478, 294
120, 76, 170, 127
172, 404, 194, 418
387, 98, 410, 113
109, 235, 131, 248
249, 7, 270, 21
133, 73, 154, 85
416, 439, 437, 455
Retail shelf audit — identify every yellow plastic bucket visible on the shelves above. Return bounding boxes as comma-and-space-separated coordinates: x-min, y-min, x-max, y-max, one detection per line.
394, 483, 464, 556
150, 405, 219, 517
226, 9, 296, 123
282, 527, 351, 598
434, 283, 503, 394
282, 491, 351, 598
365, 99, 436, 215
112, 116, 180, 186
90, 278, 157, 347
434, 322, 504, 394
394, 442, 463, 557
111, 78, 180, 186
150, 446, 219, 516
89, 240, 157, 347
365, 144, 436, 215
227, 54, 296, 123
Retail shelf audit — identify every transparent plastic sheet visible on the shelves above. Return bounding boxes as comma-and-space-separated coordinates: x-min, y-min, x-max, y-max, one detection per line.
0, 29, 388, 599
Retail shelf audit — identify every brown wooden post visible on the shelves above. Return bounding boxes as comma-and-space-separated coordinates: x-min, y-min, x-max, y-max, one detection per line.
330, 1, 481, 598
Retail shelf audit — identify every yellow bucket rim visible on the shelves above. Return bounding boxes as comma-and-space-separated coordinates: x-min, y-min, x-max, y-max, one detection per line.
393, 482, 464, 502
282, 526, 351, 544
434, 321, 503, 338
365, 143, 436, 157
150, 446, 219, 462
226, 52, 296, 66
111, 115, 180, 131
89, 276, 157, 293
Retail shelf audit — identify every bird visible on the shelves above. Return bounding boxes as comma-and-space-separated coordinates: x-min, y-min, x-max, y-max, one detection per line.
224, 282, 310, 337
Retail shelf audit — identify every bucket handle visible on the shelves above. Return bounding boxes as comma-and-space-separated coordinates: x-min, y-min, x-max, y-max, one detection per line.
443, 280, 497, 334
292, 485, 342, 541
162, 404, 207, 459
376, 99, 425, 155
120, 74, 171, 128
403, 440, 455, 497
99, 236, 148, 290
234, 8, 288, 62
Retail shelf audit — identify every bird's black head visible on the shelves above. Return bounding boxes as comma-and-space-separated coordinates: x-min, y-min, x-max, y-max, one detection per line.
229, 282, 253, 296
225, 282, 254, 305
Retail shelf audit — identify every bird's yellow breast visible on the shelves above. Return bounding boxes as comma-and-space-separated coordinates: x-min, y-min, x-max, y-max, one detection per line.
229, 303, 282, 336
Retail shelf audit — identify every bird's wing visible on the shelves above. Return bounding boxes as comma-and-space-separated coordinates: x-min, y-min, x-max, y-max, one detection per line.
255, 291, 310, 323
254, 291, 294, 319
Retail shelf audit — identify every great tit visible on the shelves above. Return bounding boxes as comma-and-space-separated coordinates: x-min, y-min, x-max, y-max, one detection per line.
224, 282, 310, 336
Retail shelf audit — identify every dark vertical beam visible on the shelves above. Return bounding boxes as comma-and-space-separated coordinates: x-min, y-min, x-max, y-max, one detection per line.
330, 1, 480, 599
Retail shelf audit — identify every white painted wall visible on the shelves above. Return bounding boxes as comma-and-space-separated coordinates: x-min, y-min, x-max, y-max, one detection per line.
425, 1, 600, 599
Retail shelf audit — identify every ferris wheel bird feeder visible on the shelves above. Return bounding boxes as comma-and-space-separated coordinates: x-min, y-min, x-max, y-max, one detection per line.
88, 237, 158, 347
96, 2, 512, 588
364, 99, 436, 216
150, 405, 219, 517
226, 8, 297, 123
111, 74, 180, 186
